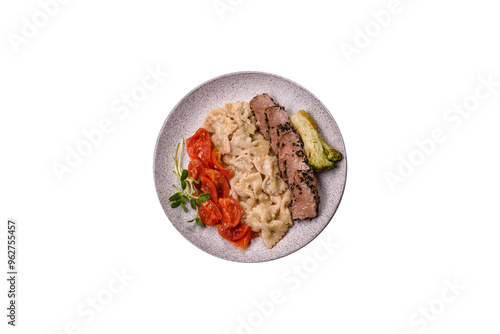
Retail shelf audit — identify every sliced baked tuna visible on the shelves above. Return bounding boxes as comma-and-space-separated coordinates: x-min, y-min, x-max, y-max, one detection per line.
250, 94, 319, 220
249, 93, 276, 140
277, 125, 319, 220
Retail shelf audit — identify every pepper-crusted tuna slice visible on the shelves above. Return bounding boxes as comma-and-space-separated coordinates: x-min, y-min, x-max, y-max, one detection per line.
266, 106, 290, 155
249, 94, 277, 140
278, 129, 319, 220
266, 104, 319, 220
250, 93, 319, 220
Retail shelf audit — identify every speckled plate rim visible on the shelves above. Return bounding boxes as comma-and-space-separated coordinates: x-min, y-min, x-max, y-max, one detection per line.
153, 71, 347, 263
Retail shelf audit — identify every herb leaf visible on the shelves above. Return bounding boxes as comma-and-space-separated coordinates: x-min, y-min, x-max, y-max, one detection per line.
171, 138, 209, 227
169, 193, 181, 202
198, 193, 210, 202
195, 217, 206, 228
181, 202, 188, 213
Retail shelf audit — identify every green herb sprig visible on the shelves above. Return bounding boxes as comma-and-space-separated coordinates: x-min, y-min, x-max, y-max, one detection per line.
169, 139, 210, 227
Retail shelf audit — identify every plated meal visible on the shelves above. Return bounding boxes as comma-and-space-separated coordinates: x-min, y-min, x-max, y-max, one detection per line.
166, 93, 342, 250
154, 71, 346, 262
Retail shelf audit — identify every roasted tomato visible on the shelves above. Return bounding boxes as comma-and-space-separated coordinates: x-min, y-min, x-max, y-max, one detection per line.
198, 199, 222, 226
230, 230, 251, 249
217, 223, 252, 249
212, 148, 235, 180
219, 198, 242, 229
202, 169, 230, 199
188, 159, 204, 180
186, 128, 212, 168
200, 176, 218, 204
251, 231, 260, 239
217, 223, 251, 241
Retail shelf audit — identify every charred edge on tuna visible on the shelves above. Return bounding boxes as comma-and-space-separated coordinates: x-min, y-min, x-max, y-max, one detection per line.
264, 112, 270, 137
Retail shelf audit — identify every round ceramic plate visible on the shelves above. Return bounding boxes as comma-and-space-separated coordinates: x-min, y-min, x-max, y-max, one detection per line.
154, 71, 347, 262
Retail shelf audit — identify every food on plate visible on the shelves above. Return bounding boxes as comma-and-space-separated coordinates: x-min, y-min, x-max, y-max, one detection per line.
219, 198, 242, 229
212, 148, 235, 179
250, 94, 319, 220
203, 101, 293, 248
198, 199, 222, 226
169, 139, 212, 227
168, 94, 341, 250
170, 128, 254, 248
248, 93, 276, 140
186, 128, 213, 168
217, 223, 252, 249
289, 110, 343, 172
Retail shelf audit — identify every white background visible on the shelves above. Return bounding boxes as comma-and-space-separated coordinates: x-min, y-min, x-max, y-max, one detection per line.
1, 0, 500, 333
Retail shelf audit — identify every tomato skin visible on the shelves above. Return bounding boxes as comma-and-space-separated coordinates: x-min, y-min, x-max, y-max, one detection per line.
219, 198, 242, 229
232, 230, 251, 249
212, 148, 235, 180
186, 128, 213, 168
198, 199, 222, 226
219, 169, 235, 180
212, 148, 222, 165
217, 223, 251, 242
200, 176, 218, 204
188, 159, 204, 180
217, 224, 252, 249
251, 231, 260, 239
202, 169, 230, 199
